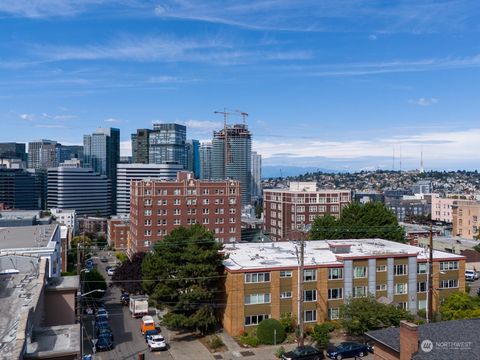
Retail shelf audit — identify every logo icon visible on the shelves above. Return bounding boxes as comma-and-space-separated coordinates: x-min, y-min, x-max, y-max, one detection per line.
421, 339, 433, 353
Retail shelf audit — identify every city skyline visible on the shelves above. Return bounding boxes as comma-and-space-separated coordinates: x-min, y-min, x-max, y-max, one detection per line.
1, 1, 480, 172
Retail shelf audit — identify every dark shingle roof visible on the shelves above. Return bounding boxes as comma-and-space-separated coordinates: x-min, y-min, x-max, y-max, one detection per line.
366, 318, 480, 360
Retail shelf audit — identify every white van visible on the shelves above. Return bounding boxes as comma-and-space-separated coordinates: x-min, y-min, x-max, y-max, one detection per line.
465, 269, 478, 281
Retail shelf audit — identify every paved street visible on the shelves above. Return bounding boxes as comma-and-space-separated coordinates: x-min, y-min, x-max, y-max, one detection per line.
83, 254, 174, 360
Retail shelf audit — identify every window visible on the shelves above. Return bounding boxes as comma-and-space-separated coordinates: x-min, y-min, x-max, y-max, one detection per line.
187, 189, 197, 195
215, 198, 224, 205
353, 266, 367, 278
353, 286, 367, 298
173, 219, 181, 225
328, 308, 340, 320
203, 199, 209, 205
173, 188, 181, 195
280, 270, 292, 278
303, 269, 316, 282
296, 206, 305, 213
418, 299, 427, 310
203, 189, 210, 195
144, 219, 151, 226
229, 217, 236, 223
309, 206, 317, 212
203, 218, 209, 224
173, 209, 181, 215
229, 198, 236, 205
417, 263, 427, 274
439, 261, 459, 271
398, 302, 408, 310
440, 279, 458, 289
245, 272, 270, 283
143, 210, 152, 216
395, 283, 408, 294
173, 199, 181, 205
229, 227, 236, 233
394, 264, 408, 276
280, 291, 292, 299
417, 282, 427, 293
376, 265, 386, 272
304, 310, 317, 322
304, 290, 317, 302
144, 199, 152, 206
202, 208, 209, 214
187, 199, 197, 205
328, 288, 343, 300
376, 284, 387, 292
318, 205, 326, 212
328, 268, 343, 280
245, 293, 270, 305
245, 314, 269, 326
144, 230, 151, 236
229, 208, 236, 214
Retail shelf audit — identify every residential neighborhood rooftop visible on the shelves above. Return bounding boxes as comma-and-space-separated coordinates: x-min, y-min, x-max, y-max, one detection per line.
223, 239, 464, 271
0, 224, 58, 249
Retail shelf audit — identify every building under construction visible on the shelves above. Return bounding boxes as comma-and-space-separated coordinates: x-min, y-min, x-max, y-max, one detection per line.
211, 124, 252, 206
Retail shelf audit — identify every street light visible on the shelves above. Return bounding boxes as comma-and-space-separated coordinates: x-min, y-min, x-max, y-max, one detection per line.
80, 289, 105, 297
79, 289, 105, 357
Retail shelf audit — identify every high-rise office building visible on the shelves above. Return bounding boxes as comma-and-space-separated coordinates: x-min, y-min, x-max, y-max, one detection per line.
0, 168, 40, 209
212, 124, 252, 205
116, 163, 183, 215
185, 139, 200, 178
131, 128, 151, 164
83, 128, 120, 212
47, 167, 111, 216
251, 151, 262, 201
28, 139, 57, 169
0, 143, 27, 161
200, 142, 213, 180
148, 123, 186, 166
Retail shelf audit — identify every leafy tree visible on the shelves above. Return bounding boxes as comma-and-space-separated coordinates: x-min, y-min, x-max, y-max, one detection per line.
142, 224, 225, 334
83, 269, 107, 298
310, 202, 405, 242
257, 319, 286, 345
255, 202, 263, 219
71, 235, 92, 249
340, 295, 413, 336
310, 322, 335, 349
112, 252, 146, 294
279, 312, 296, 333
440, 292, 480, 320
96, 234, 108, 248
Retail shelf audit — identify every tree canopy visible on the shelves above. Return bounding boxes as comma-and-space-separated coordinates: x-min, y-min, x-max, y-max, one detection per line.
309, 202, 405, 242
112, 252, 146, 294
339, 295, 413, 336
83, 269, 107, 298
440, 292, 480, 320
141, 224, 225, 334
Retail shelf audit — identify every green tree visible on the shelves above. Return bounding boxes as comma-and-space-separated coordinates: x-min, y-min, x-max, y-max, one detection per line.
83, 269, 107, 298
112, 252, 146, 294
71, 235, 92, 249
255, 202, 263, 219
340, 295, 414, 336
310, 202, 405, 242
440, 292, 480, 320
142, 224, 225, 334
310, 322, 335, 349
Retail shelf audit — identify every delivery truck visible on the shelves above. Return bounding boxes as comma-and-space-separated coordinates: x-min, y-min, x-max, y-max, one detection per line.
129, 295, 149, 317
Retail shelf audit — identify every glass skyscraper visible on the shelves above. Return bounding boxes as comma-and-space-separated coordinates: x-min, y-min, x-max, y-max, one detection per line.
148, 123, 186, 166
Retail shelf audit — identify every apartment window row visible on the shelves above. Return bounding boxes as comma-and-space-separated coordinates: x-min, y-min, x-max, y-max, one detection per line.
245, 314, 269, 326
280, 291, 292, 299
280, 270, 292, 278
440, 261, 459, 271
245, 293, 271, 305
394, 264, 408, 276
245, 272, 270, 283
440, 279, 458, 289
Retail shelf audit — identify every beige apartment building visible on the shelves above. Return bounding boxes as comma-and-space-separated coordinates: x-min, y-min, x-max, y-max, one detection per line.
221, 239, 465, 336
263, 182, 351, 241
452, 200, 480, 239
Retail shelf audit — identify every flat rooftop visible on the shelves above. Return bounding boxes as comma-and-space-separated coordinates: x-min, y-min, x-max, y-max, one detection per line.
223, 239, 464, 271
0, 256, 43, 358
25, 324, 80, 358
0, 210, 41, 219
0, 224, 58, 249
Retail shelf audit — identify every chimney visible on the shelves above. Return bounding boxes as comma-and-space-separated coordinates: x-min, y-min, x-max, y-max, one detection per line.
399, 320, 419, 360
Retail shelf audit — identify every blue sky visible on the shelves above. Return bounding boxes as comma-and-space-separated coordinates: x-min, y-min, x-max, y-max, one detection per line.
1, 0, 480, 172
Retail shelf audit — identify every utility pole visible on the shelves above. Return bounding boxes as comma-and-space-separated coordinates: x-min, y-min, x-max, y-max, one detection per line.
428, 224, 433, 322
298, 233, 305, 346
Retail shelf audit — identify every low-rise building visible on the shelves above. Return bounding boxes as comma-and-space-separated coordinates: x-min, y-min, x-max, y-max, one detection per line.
50, 208, 77, 234
221, 239, 465, 336
0, 210, 52, 227
108, 215, 129, 251
128, 171, 241, 256
452, 200, 480, 239
366, 318, 480, 360
263, 182, 351, 241
78, 216, 108, 236
0, 256, 80, 359
0, 224, 62, 277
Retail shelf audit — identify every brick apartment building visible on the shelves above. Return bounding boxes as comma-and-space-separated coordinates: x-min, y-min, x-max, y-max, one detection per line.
263, 182, 351, 241
128, 171, 241, 256
108, 216, 129, 251
221, 239, 465, 336
452, 200, 480, 239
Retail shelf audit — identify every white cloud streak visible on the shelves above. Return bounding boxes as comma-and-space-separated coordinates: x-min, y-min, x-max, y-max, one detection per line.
408, 98, 438, 106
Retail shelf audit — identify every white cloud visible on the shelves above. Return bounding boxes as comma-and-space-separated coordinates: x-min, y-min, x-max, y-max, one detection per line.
34, 124, 67, 129
42, 112, 76, 120
105, 118, 122, 123
183, 120, 221, 131
0, 0, 103, 18
408, 97, 438, 106
19, 113, 35, 121
368, 34, 377, 40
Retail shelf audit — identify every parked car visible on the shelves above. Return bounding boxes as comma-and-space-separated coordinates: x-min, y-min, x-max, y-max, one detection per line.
120, 292, 130, 306
281, 345, 324, 360
365, 341, 374, 353
145, 329, 159, 343
148, 334, 167, 351
96, 333, 114, 351
96, 308, 109, 319
96, 327, 114, 341
465, 270, 478, 282
95, 319, 110, 332
107, 267, 115, 276
327, 342, 369, 359
100, 256, 108, 263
